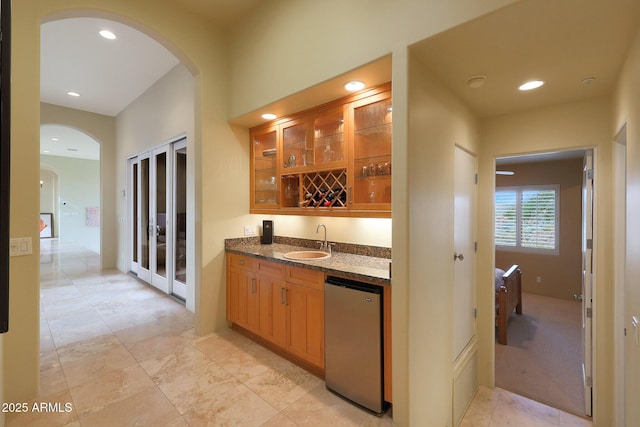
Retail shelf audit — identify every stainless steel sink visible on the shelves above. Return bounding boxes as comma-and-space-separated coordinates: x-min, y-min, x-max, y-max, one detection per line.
283, 250, 331, 260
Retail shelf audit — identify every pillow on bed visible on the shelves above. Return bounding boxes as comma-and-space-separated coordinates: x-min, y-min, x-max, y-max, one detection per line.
495, 268, 506, 291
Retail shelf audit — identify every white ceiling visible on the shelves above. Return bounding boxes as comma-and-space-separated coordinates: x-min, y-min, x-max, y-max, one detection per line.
40, 125, 100, 160
410, 0, 640, 118
40, 17, 180, 117
39, 0, 640, 160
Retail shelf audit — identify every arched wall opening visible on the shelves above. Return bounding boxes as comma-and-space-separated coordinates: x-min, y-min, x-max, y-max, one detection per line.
40, 124, 101, 254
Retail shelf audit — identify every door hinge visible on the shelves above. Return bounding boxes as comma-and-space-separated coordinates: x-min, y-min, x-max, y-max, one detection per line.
586, 376, 593, 387
473, 308, 477, 318
474, 241, 478, 253
587, 169, 594, 180
474, 174, 478, 184
586, 239, 593, 250
586, 307, 592, 318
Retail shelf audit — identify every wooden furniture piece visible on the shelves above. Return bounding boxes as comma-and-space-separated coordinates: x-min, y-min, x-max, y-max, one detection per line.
495, 264, 522, 345
250, 83, 392, 217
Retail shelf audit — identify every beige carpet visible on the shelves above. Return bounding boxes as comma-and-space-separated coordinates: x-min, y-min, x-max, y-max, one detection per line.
495, 292, 587, 418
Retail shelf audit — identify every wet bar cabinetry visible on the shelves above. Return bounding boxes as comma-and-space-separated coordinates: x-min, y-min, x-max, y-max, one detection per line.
250, 83, 391, 217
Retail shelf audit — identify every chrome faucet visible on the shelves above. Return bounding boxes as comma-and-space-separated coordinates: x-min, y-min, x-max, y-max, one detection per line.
316, 224, 330, 253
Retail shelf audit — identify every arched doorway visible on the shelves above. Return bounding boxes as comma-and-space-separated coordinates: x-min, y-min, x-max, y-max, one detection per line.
40, 124, 101, 254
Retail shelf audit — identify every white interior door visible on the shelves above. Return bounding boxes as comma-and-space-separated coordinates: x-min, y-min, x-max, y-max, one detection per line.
453, 146, 478, 359
581, 150, 594, 417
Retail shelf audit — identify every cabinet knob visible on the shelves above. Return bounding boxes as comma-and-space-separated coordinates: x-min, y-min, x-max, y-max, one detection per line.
239, 259, 245, 265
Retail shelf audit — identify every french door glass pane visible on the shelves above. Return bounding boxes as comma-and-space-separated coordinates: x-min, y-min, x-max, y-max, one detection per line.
141, 158, 150, 269
132, 163, 138, 263
155, 152, 167, 278
175, 148, 187, 283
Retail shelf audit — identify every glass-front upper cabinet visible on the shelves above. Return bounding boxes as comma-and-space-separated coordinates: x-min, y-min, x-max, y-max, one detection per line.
282, 119, 310, 171
251, 126, 279, 209
350, 91, 392, 210
312, 106, 347, 169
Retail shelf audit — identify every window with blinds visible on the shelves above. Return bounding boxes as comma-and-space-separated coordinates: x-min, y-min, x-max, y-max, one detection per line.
495, 185, 559, 253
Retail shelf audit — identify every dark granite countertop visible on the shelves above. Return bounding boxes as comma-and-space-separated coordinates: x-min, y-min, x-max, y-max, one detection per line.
225, 237, 391, 285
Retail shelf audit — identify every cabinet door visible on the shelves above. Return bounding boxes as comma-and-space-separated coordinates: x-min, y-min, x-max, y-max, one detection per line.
257, 276, 287, 347
227, 266, 253, 327
251, 126, 279, 209
286, 282, 325, 369
349, 91, 392, 210
311, 105, 347, 170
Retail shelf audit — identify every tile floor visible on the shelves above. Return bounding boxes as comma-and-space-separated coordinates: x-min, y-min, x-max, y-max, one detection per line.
6, 240, 593, 426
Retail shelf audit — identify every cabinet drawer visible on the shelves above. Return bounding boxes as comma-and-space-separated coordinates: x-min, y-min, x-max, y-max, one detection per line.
256, 259, 285, 279
227, 253, 255, 270
286, 265, 324, 290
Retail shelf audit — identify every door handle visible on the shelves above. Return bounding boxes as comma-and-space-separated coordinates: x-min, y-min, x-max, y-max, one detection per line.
453, 252, 464, 261
574, 294, 584, 302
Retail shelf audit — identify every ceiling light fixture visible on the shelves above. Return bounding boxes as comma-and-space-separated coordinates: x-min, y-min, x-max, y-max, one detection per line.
518, 80, 544, 91
496, 170, 515, 176
51, 137, 60, 141
466, 75, 486, 89
261, 113, 277, 120
344, 81, 365, 92
99, 30, 117, 40
67, 91, 80, 97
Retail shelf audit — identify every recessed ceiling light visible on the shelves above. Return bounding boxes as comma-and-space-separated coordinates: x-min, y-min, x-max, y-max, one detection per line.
42, 150, 50, 153
51, 137, 60, 141
466, 75, 486, 89
344, 81, 365, 91
99, 30, 116, 40
67, 148, 79, 152
67, 91, 80, 97
262, 113, 277, 120
519, 80, 544, 91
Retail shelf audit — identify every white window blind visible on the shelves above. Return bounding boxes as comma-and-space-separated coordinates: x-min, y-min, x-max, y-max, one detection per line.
495, 186, 559, 253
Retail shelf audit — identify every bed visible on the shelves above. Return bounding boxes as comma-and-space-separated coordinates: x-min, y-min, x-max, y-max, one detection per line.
495, 264, 522, 345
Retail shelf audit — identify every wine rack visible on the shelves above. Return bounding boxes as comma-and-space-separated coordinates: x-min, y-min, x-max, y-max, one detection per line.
299, 169, 347, 208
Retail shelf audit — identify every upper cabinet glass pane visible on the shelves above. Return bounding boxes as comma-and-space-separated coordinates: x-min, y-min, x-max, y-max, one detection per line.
313, 107, 345, 167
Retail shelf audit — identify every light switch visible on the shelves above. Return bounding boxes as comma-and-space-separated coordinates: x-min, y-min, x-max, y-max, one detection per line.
10, 237, 33, 256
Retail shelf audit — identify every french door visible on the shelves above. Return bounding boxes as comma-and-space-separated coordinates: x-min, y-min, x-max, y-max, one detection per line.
129, 138, 187, 299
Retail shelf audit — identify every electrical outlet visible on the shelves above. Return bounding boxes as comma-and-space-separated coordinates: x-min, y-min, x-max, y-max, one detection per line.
243, 225, 256, 236
536, 276, 542, 284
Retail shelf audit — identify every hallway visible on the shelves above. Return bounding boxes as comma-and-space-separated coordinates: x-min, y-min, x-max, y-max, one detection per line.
7, 240, 592, 426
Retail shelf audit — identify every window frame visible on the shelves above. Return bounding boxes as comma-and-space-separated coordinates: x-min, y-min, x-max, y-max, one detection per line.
495, 184, 560, 255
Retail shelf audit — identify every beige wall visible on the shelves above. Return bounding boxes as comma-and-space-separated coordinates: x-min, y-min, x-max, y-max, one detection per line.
613, 27, 640, 427
115, 63, 196, 311
228, 0, 517, 120
495, 158, 583, 300
477, 96, 614, 423
408, 54, 480, 426
40, 103, 116, 267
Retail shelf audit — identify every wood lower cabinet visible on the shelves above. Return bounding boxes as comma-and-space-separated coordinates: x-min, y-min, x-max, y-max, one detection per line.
284, 268, 324, 369
256, 272, 287, 348
226, 254, 325, 370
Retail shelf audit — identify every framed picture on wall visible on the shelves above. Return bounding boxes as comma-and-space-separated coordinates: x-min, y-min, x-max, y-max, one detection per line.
40, 213, 53, 238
